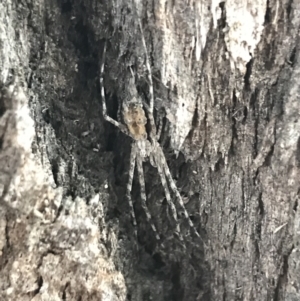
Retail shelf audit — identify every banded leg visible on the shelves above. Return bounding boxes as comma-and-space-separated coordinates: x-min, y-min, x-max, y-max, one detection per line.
133, 1, 158, 139
100, 41, 127, 134
126, 143, 139, 240
155, 111, 164, 141
154, 155, 184, 241
158, 146, 203, 241
137, 19, 154, 114
136, 154, 160, 240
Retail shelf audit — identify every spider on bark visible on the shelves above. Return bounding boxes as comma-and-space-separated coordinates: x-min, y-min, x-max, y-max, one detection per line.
100, 19, 201, 245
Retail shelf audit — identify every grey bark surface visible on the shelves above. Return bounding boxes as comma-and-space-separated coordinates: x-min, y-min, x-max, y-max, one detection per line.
0, 0, 300, 301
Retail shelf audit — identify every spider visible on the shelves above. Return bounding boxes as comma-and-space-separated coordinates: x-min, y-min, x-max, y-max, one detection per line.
100, 19, 201, 244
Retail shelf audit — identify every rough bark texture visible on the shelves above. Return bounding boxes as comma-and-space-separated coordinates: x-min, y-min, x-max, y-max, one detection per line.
1, 0, 300, 300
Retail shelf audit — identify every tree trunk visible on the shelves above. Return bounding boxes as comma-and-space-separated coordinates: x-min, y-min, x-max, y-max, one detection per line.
1, 0, 299, 300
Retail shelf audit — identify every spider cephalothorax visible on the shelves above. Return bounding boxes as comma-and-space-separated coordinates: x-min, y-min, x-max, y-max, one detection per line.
100, 16, 203, 246
123, 102, 147, 141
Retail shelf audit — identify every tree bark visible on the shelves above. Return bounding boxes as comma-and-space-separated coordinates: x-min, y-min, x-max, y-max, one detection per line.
1, 0, 300, 300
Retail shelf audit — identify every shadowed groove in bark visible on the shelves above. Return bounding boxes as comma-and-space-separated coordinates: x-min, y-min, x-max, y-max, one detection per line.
0, 0, 300, 300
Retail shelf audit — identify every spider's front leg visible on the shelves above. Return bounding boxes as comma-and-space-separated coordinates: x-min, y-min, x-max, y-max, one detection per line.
134, 12, 158, 140
100, 42, 127, 134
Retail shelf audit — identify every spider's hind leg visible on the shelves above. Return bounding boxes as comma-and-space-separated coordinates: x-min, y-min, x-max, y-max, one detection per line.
126, 143, 139, 241
136, 154, 160, 241
154, 154, 185, 242
158, 147, 204, 243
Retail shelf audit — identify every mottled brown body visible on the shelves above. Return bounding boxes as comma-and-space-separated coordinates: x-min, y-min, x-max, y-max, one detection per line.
123, 103, 147, 140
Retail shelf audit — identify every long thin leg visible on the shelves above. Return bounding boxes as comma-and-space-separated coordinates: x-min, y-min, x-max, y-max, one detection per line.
137, 20, 154, 115
100, 41, 127, 134
126, 143, 138, 240
136, 154, 160, 240
133, 2, 158, 140
155, 110, 164, 141
157, 146, 204, 243
154, 155, 184, 241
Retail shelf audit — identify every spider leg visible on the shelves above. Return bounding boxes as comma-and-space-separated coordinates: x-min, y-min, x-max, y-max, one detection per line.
134, 10, 159, 141
155, 110, 164, 141
137, 20, 154, 115
136, 153, 160, 241
154, 154, 184, 242
157, 146, 203, 241
126, 142, 138, 240
100, 41, 128, 134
